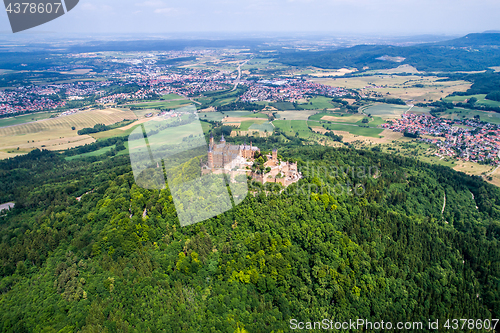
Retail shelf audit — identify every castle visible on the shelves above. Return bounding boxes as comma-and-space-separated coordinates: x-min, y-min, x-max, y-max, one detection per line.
201, 134, 301, 187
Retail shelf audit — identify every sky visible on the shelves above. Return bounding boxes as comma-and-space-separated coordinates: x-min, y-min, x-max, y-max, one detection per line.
1, 0, 500, 36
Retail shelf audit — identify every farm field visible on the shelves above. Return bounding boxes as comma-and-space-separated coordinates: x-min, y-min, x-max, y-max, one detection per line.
361, 103, 430, 119
0, 108, 136, 159
443, 94, 500, 108
313, 75, 471, 102
275, 110, 319, 120
239, 120, 268, 131
296, 96, 339, 110
305, 68, 357, 77
248, 122, 273, 132
161, 93, 188, 100
0, 108, 136, 137
200, 112, 224, 122
320, 114, 365, 123
308, 112, 344, 121
273, 120, 315, 139
0, 111, 57, 128
323, 123, 383, 137
363, 65, 421, 75
129, 100, 191, 110
269, 102, 295, 111
438, 108, 500, 125
200, 111, 262, 122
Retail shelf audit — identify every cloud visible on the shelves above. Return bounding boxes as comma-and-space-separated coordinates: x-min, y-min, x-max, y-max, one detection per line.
154, 7, 177, 14
138, 0, 166, 7
80, 3, 113, 12
81, 3, 97, 11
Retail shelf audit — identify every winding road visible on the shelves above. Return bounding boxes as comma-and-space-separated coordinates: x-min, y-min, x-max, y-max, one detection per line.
441, 194, 446, 215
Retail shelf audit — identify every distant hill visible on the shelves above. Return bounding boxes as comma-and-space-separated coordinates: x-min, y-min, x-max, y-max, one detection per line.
438, 32, 500, 47
275, 33, 500, 72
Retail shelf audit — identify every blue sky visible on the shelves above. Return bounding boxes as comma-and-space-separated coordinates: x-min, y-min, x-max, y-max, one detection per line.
1, 0, 500, 35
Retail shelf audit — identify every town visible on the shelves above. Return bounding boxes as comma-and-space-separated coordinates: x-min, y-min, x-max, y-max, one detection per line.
383, 113, 500, 164
0, 50, 351, 117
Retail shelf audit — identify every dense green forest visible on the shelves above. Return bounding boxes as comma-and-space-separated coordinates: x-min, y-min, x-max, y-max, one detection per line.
0, 139, 500, 332
275, 33, 500, 71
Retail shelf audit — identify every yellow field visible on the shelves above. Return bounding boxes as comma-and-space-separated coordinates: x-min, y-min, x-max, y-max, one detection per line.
337, 129, 407, 144
321, 115, 365, 122
308, 68, 356, 77
0, 108, 136, 159
0, 108, 136, 136
313, 75, 471, 102
453, 162, 494, 176
365, 65, 420, 74
223, 117, 254, 123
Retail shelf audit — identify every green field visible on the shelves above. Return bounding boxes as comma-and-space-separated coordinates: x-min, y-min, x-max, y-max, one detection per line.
212, 97, 238, 107
194, 97, 212, 105
273, 120, 292, 132
245, 112, 268, 119
273, 120, 315, 138
200, 121, 211, 134
130, 100, 191, 110
240, 120, 267, 131
362, 103, 430, 118
198, 87, 246, 107
355, 116, 385, 127
296, 96, 338, 110
200, 113, 224, 121
308, 112, 332, 121
271, 102, 295, 110
65, 145, 118, 161
161, 93, 187, 100
199, 111, 263, 122
248, 122, 274, 132
324, 123, 383, 137
0, 111, 58, 128
438, 108, 500, 125
308, 112, 384, 128
444, 94, 500, 108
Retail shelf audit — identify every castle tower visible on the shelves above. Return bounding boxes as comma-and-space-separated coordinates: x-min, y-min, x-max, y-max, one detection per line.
272, 148, 278, 161
208, 146, 214, 169
210, 133, 214, 146
220, 133, 226, 145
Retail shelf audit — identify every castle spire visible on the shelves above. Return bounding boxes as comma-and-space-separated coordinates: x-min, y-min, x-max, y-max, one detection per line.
220, 133, 225, 142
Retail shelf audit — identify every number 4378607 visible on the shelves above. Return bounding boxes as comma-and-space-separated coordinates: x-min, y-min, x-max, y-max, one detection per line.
6, 3, 62, 14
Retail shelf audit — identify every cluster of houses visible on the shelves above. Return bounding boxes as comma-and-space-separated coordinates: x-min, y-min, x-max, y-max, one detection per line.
0, 81, 113, 116
1, 49, 355, 119
0, 88, 66, 115
240, 79, 350, 102
383, 113, 500, 164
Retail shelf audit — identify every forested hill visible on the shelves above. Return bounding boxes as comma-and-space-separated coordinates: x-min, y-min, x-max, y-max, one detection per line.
275, 33, 500, 71
438, 32, 500, 47
0, 146, 500, 332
